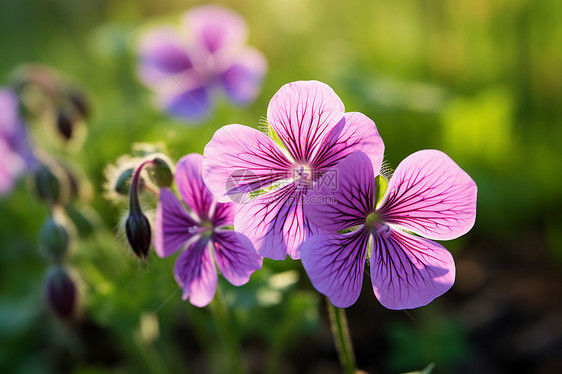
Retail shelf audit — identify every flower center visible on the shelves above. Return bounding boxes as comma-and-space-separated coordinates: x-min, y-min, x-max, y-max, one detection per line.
188, 220, 214, 238
365, 212, 378, 229
365, 212, 392, 238
293, 164, 314, 188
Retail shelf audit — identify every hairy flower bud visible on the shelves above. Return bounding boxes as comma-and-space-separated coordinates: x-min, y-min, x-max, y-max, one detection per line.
39, 214, 70, 263
44, 265, 77, 319
114, 167, 136, 196
147, 156, 173, 188
125, 209, 152, 260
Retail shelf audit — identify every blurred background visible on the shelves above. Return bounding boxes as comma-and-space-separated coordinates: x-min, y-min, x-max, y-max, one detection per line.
1, 0, 561, 373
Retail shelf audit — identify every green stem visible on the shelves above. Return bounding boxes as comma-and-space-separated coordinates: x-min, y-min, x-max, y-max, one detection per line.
210, 285, 246, 374
327, 299, 357, 374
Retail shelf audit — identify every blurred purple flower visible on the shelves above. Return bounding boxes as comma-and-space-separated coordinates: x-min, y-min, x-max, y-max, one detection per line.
155, 153, 262, 307
137, 5, 267, 121
0, 89, 34, 195
301, 150, 477, 309
203, 80, 385, 260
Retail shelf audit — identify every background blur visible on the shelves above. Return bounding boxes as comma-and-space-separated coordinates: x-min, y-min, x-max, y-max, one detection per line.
1, 0, 561, 373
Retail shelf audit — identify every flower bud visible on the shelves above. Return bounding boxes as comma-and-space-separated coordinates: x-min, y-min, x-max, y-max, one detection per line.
44, 265, 77, 319
39, 214, 70, 263
56, 110, 74, 141
114, 167, 136, 196
147, 156, 173, 188
67, 89, 89, 118
33, 162, 62, 205
125, 209, 152, 260
66, 204, 100, 237
58, 160, 83, 200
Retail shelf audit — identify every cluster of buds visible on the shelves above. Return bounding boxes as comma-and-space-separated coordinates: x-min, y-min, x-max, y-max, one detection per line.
12, 64, 90, 145
105, 144, 174, 261
3, 64, 94, 321
34, 154, 82, 320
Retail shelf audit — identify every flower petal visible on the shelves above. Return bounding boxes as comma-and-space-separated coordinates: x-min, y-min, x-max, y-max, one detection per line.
0, 90, 19, 135
220, 47, 267, 106
267, 81, 345, 162
378, 150, 477, 240
305, 151, 375, 232
301, 229, 370, 308
0, 138, 24, 195
370, 229, 455, 310
312, 112, 385, 174
202, 124, 293, 203
234, 184, 319, 260
175, 153, 215, 219
137, 27, 193, 85
155, 188, 197, 257
174, 240, 217, 307
159, 85, 211, 121
212, 231, 262, 286
183, 5, 248, 54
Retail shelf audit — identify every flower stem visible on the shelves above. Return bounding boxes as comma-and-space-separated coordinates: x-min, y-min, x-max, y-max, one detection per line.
210, 284, 246, 374
129, 159, 153, 212
327, 299, 357, 374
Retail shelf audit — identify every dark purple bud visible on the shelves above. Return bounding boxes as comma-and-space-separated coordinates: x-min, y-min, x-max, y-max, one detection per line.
124, 159, 156, 260
56, 110, 74, 141
125, 209, 152, 260
44, 265, 77, 319
39, 214, 70, 263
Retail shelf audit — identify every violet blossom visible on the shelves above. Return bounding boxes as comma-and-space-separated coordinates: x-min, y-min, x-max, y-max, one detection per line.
202, 80, 385, 260
137, 5, 267, 121
155, 153, 262, 307
0, 89, 34, 195
301, 150, 477, 309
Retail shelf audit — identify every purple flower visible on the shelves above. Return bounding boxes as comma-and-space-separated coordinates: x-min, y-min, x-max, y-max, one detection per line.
155, 153, 262, 307
301, 150, 477, 309
0, 89, 34, 195
137, 5, 267, 121
203, 81, 385, 260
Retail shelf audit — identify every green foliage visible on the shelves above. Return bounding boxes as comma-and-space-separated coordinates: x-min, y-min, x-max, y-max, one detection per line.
374, 175, 388, 209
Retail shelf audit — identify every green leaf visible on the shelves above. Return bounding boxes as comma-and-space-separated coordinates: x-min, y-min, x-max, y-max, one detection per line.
374, 175, 388, 208
268, 125, 286, 149
401, 363, 435, 374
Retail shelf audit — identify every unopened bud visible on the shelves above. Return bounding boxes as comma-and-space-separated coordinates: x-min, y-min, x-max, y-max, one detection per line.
147, 157, 173, 188
33, 162, 62, 205
44, 265, 77, 319
114, 167, 135, 196
56, 110, 74, 141
68, 89, 89, 118
39, 215, 70, 263
125, 209, 152, 260
66, 204, 99, 237
58, 161, 82, 200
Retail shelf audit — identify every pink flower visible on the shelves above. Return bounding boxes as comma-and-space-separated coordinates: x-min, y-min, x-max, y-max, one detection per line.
0, 89, 34, 195
203, 81, 385, 260
301, 150, 477, 309
137, 5, 267, 121
155, 153, 262, 307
